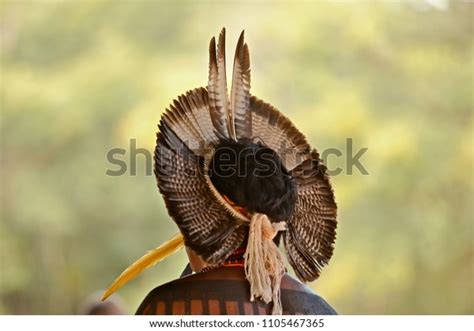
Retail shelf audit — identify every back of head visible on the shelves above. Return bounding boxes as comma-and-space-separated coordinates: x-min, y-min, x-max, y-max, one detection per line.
209, 138, 297, 222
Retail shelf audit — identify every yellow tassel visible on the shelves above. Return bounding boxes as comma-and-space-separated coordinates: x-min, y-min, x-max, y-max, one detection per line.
102, 233, 185, 301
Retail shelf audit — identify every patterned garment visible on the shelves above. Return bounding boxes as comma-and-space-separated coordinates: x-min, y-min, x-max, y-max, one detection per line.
136, 266, 337, 315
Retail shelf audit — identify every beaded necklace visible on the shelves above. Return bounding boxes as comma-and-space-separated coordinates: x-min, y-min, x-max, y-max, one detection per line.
200, 247, 246, 273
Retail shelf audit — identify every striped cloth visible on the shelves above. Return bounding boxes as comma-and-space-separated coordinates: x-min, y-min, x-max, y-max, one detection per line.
136, 267, 336, 315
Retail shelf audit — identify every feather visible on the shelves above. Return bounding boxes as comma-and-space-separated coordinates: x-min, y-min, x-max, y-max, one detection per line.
101, 233, 185, 301
161, 88, 218, 154
284, 150, 337, 282
208, 28, 231, 140
249, 96, 311, 170
155, 121, 245, 263
230, 30, 252, 138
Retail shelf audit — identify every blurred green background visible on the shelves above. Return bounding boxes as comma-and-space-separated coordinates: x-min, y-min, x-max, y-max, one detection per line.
1, 0, 473, 314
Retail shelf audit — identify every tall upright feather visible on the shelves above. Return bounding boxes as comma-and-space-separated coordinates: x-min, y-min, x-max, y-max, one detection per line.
208, 28, 231, 140
102, 233, 185, 301
230, 30, 252, 138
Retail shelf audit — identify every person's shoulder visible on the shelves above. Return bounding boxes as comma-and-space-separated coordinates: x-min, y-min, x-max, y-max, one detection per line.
136, 268, 337, 315
136, 270, 243, 314
142, 267, 242, 297
135, 276, 189, 315
138, 274, 197, 301
281, 273, 338, 315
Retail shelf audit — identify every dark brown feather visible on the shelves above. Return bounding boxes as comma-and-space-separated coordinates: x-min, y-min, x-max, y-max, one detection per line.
284, 150, 337, 282
249, 96, 312, 171
161, 88, 218, 154
155, 90, 245, 263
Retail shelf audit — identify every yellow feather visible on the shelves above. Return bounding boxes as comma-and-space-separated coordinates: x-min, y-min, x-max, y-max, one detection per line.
102, 233, 185, 301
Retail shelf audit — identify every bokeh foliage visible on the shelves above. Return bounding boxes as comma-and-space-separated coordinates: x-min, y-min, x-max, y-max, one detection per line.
0, 0, 472, 314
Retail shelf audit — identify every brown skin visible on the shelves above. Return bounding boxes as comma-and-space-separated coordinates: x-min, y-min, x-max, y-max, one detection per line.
185, 246, 209, 272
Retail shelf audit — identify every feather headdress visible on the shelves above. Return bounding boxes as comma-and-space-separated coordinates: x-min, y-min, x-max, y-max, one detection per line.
103, 28, 337, 314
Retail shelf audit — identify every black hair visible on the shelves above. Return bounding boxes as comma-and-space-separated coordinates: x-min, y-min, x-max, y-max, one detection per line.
209, 138, 297, 222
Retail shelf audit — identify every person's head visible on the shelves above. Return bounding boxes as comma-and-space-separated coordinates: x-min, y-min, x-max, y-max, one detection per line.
209, 138, 297, 222
80, 292, 125, 315
185, 138, 298, 271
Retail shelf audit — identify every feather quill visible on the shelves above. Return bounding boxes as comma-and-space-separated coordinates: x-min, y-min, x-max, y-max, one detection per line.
230, 30, 252, 138
102, 233, 185, 301
208, 28, 231, 140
